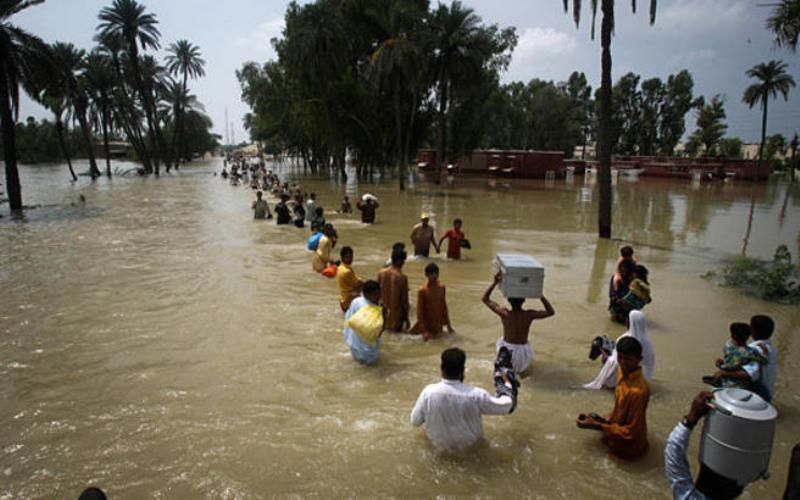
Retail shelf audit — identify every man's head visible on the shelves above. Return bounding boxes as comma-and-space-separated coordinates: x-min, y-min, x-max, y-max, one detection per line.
454, 218, 462, 230
695, 463, 745, 499
392, 242, 405, 254
634, 265, 649, 284
729, 323, 752, 346
256, 191, 263, 199
621, 246, 634, 259
391, 249, 407, 268
441, 347, 466, 381
750, 315, 774, 341
323, 223, 335, 236
618, 259, 635, 280
344, 196, 349, 202
420, 213, 430, 226
315, 207, 324, 217
340, 246, 354, 265
508, 297, 525, 311
615, 336, 642, 374
362, 280, 381, 304
310, 193, 316, 200
280, 193, 289, 202
425, 262, 439, 280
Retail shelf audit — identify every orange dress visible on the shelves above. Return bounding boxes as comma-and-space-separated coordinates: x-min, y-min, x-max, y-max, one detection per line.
600, 367, 650, 459
377, 266, 409, 332
410, 281, 450, 336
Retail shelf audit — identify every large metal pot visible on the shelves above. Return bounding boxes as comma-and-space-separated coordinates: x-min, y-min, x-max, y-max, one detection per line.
699, 388, 778, 485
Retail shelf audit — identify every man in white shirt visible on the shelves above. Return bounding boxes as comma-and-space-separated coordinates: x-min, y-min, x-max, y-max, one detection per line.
713, 315, 777, 403
410, 348, 515, 450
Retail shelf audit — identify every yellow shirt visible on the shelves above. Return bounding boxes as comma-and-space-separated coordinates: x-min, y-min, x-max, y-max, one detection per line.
312, 235, 332, 272
336, 264, 363, 310
600, 367, 650, 459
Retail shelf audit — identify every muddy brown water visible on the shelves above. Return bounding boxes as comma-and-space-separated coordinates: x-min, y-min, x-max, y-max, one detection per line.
1, 159, 798, 498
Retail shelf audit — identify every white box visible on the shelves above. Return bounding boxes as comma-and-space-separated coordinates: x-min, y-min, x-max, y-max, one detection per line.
496, 254, 545, 299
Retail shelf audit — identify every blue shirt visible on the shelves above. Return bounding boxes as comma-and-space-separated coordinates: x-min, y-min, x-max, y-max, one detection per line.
664, 422, 708, 500
343, 296, 382, 365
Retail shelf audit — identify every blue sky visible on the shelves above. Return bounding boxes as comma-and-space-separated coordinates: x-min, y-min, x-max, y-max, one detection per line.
13, 0, 800, 145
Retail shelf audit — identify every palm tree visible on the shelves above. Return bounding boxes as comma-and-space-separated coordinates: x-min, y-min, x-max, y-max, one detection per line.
563, 0, 657, 239
84, 50, 116, 177
743, 60, 795, 181
767, 0, 800, 52
165, 40, 205, 169
429, 1, 482, 184
160, 79, 204, 162
50, 42, 101, 178
40, 93, 77, 181
97, 0, 164, 174
0, 0, 52, 211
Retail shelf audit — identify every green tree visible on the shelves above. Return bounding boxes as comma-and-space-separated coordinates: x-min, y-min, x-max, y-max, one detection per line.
564, 0, 658, 238
742, 60, 796, 179
611, 72, 641, 155
165, 39, 205, 169
765, 133, 787, 161
718, 137, 743, 158
84, 50, 116, 177
767, 0, 800, 52
565, 71, 593, 158
97, 0, 164, 174
0, 0, 52, 210
658, 70, 695, 155
687, 95, 727, 157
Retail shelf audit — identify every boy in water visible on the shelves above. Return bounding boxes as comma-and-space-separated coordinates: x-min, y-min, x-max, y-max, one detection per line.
482, 272, 555, 376
438, 218, 466, 260
613, 265, 652, 322
336, 246, 364, 312
710, 323, 767, 389
377, 249, 410, 332
612, 246, 636, 293
340, 196, 353, 214
410, 213, 439, 257
251, 191, 271, 220
576, 336, 650, 460
410, 263, 454, 340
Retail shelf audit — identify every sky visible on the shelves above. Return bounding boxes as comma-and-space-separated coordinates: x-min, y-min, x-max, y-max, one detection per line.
12, 0, 800, 145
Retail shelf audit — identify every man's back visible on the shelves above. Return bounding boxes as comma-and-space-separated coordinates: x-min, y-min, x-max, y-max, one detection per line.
410, 379, 511, 450
500, 310, 538, 344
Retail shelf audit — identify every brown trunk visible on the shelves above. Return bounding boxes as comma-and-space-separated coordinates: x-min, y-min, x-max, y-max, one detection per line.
435, 76, 448, 184
597, 0, 614, 239
756, 98, 768, 181
0, 73, 23, 210
55, 118, 77, 181
74, 102, 101, 178
394, 89, 405, 191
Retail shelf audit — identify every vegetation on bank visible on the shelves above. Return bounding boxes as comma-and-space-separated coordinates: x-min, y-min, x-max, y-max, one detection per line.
705, 246, 800, 304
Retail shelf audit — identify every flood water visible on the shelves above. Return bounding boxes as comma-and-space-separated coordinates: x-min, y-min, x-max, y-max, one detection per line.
1, 159, 799, 499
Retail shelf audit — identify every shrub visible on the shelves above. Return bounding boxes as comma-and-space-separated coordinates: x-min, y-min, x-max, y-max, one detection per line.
713, 245, 800, 303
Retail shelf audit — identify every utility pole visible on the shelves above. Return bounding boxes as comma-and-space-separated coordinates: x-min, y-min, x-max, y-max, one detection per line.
224, 107, 229, 147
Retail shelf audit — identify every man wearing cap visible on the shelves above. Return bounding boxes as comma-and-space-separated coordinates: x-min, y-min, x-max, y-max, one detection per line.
410, 213, 440, 258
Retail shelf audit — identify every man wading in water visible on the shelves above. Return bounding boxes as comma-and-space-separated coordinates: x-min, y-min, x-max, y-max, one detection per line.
482, 272, 555, 376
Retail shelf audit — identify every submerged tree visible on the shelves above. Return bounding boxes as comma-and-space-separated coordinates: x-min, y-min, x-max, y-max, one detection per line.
743, 60, 795, 180
165, 39, 205, 169
563, 0, 659, 239
0, 0, 53, 210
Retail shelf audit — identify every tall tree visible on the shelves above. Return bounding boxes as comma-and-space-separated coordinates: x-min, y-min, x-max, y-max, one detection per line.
84, 50, 116, 177
565, 71, 593, 159
767, 0, 800, 52
742, 60, 795, 180
564, 0, 658, 238
39, 93, 77, 181
658, 70, 695, 155
165, 39, 205, 169
97, 0, 164, 174
0, 0, 52, 210
686, 95, 727, 157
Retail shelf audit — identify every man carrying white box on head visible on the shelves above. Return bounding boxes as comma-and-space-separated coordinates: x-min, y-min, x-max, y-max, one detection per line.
482, 254, 555, 376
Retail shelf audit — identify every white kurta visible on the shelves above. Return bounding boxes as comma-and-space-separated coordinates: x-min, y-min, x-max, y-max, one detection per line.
410, 379, 513, 450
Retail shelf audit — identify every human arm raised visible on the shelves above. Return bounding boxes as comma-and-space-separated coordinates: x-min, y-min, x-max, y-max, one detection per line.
532, 296, 555, 319
482, 272, 506, 317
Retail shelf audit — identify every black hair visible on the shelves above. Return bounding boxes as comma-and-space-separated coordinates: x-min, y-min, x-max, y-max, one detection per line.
362, 280, 380, 296
695, 463, 745, 499
441, 348, 466, 380
391, 249, 407, 266
634, 265, 649, 284
729, 323, 752, 344
79, 487, 108, 500
508, 297, 525, 310
256, 190, 263, 197
454, 218, 463, 225
324, 223, 334, 234
340, 246, 353, 258
425, 262, 439, 275
618, 259, 635, 276
616, 336, 643, 358
392, 242, 405, 252
310, 193, 316, 199
316, 207, 324, 216
621, 246, 634, 258
750, 315, 774, 340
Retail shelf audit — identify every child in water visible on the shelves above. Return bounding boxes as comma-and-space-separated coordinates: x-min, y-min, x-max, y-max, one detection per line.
709, 323, 767, 388
340, 196, 353, 214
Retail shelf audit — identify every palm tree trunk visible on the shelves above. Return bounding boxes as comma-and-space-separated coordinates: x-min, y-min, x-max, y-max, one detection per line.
435, 76, 448, 184
0, 75, 23, 210
597, 0, 614, 239
75, 103, 101, 178
55, 118, 77, 181
756, 98, 768, 181
394, 90, 405, 190
127, 40, 160, 174
101, 102, 112, 178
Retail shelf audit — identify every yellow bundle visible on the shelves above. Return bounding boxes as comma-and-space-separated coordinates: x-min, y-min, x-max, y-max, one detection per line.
345, 304, 384, 345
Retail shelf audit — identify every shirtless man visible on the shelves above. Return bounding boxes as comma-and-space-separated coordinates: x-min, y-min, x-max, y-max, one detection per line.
410, 213, 439, 257
482, 272, 555, 376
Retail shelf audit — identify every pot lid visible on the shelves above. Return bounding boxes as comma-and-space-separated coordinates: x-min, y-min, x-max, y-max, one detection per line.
713, 388, 778, 421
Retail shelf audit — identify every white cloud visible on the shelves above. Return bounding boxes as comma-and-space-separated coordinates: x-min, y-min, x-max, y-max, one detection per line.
672, 48, 717, 65
513, 27, 578, 63
658, 0, 747, 30
235, 18, 284, 55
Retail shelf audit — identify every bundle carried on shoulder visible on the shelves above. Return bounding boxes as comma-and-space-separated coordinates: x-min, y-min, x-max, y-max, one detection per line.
308, 232, 323, 251
345, 304, 384, 345
320, 264, 338, 278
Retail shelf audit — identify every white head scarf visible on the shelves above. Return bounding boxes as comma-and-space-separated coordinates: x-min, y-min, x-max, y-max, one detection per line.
584, 310, 655, 390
